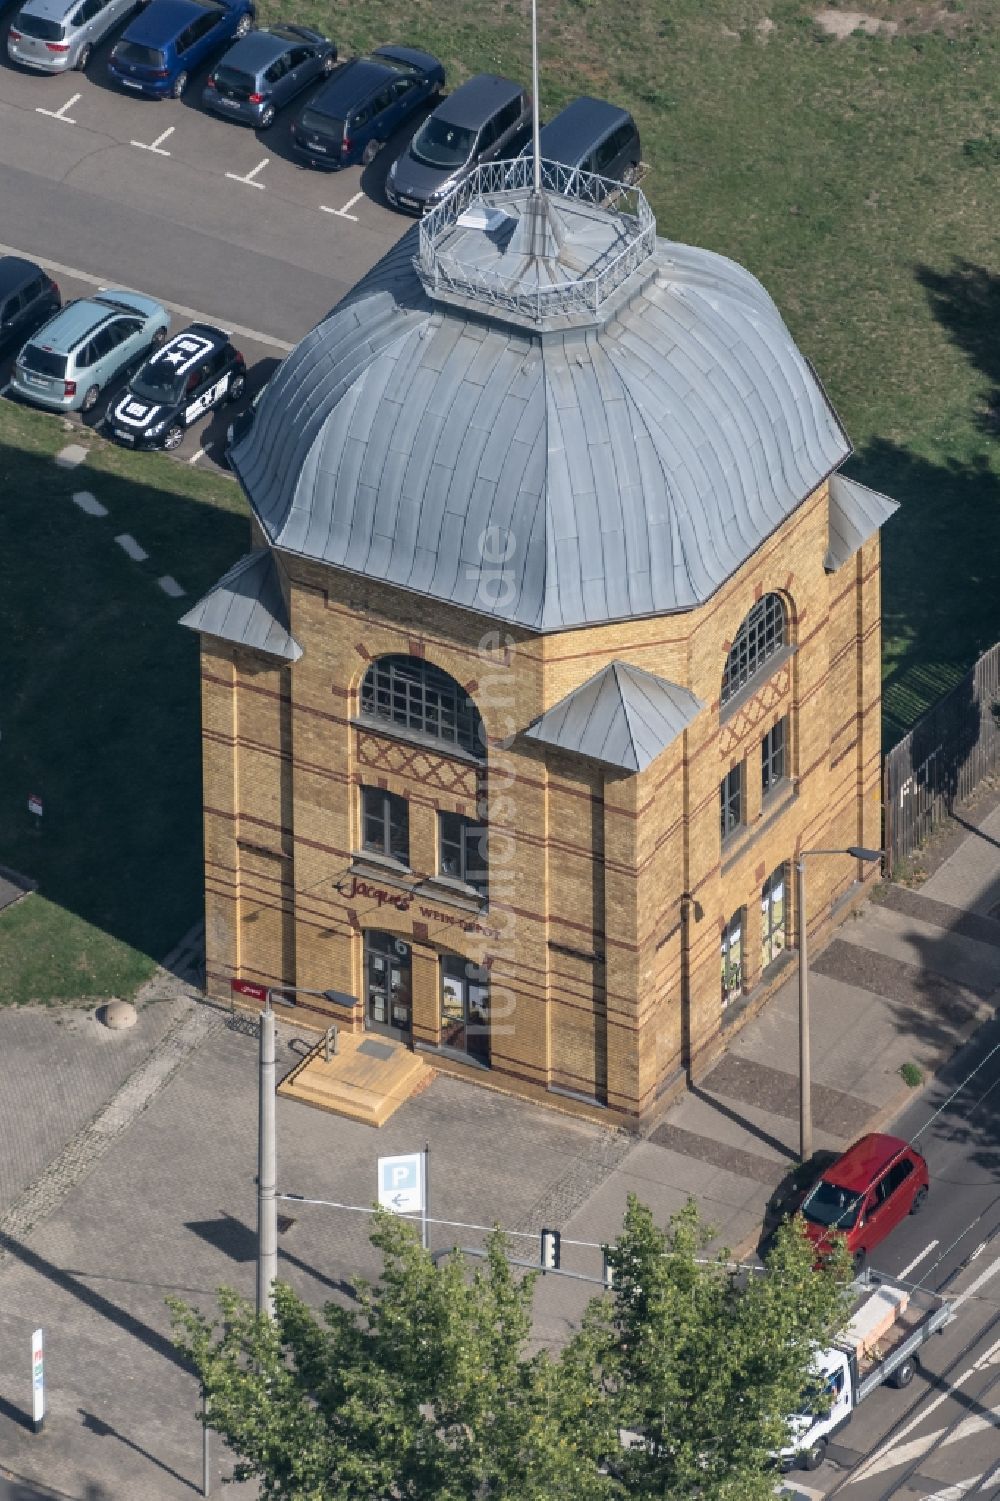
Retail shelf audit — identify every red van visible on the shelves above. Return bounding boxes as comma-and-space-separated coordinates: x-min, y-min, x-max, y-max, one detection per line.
798, 1134, 929, 1274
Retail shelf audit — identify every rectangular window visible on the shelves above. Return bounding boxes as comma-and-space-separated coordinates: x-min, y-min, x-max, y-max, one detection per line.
361, 786, 409, 864
721, 910, 744, 1008
761, 865, 787, 970
440, 954, 490, 1063
720, 763, 743, 842
439, 812, 488, 897
761, 717, 787, 799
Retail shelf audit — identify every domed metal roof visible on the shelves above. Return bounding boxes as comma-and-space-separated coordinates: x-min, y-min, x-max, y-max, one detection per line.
230, 170, 850, 633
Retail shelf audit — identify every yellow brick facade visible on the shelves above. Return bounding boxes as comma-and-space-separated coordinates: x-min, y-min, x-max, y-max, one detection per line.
198, 476, 884, 1127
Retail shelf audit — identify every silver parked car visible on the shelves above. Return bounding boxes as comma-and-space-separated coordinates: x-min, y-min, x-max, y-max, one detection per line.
10, 291, 170, 413
8, 0, 138, 74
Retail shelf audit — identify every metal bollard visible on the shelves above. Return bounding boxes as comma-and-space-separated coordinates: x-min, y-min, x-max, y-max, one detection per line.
324, 1025, 339, 1062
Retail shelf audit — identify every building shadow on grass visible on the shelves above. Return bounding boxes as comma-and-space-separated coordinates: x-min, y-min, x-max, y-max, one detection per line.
0, 435, 251, 972
916, 259, 1000, 436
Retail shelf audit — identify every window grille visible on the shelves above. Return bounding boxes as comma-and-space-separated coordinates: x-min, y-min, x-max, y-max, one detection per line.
761, 718, 787, 798
722, 594, 786, 706
720, 763, 743, 842
360, 655, 485, 759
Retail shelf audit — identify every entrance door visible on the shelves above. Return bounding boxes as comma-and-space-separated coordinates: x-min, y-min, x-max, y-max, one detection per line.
364, 930, 412, 1042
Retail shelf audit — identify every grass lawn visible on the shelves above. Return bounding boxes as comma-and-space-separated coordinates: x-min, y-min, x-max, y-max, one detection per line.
263, 0, 1000, 740
0, 402, 250, 1004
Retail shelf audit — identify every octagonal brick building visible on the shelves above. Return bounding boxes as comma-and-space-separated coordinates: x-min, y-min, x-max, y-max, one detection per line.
183, 168, 897, 1126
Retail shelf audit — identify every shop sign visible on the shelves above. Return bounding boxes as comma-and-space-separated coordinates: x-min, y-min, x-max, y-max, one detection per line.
231, 977, 269, 1003
346, 874, 411, 911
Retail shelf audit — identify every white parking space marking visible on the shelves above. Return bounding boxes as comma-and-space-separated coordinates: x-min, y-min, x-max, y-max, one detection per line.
188, 443, 212, 465
131, 126, 174, 156
226, 157, 269, 189
898, 1240, 939, 1279
321, 190, 364, 222
35, 93, 80, 125
158, 575, 185, 597
0, 240, 294, 353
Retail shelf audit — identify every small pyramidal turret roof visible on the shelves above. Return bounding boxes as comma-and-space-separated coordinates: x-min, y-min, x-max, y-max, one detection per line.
180, 551, 301, 661
825, 473, 899, 573
524, 661, 704, 772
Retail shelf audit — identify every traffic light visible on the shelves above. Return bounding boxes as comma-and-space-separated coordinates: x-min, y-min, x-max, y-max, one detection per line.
602, 1246, 615, 1289
540, 1228, 561, 1271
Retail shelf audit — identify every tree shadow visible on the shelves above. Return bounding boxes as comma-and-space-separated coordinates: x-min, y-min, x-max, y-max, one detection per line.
915, 259, 1000, 435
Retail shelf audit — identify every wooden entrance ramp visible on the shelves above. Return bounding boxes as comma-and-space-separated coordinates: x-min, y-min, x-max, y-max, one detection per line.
277, 1032, 432, 1127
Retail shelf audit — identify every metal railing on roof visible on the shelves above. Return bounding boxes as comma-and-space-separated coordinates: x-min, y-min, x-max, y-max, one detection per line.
415, 156, 656, 325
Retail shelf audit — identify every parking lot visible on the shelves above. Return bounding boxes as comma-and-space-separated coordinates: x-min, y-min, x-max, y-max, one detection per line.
0, 11, 445, 472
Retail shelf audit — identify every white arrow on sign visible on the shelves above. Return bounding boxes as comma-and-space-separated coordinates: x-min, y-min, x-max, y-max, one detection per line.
377, 1152, 424, 1215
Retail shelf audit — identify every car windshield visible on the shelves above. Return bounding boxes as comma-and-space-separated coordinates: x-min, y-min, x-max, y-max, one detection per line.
20, 345, 67, 377
129, 363, 186, 405
800, 1180, 864, 1230
213, 66, 255, 96
409, 116, 475, 169
15, 13, 65, 39
299, 107, 343, 141
114, 41, 165, 67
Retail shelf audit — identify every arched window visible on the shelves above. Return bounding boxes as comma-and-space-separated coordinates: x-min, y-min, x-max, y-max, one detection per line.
360, 655, 485, 759
721, 593, 787, 706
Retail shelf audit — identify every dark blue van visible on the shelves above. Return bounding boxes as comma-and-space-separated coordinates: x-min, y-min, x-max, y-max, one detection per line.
290, 45, 444, 169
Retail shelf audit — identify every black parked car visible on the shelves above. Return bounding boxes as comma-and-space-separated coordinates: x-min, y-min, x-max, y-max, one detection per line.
0, 256, 60, 355
104, 323, 246, 450
290, 44, 444, 169
386, 73, 531, 214
203, 24, 337, 129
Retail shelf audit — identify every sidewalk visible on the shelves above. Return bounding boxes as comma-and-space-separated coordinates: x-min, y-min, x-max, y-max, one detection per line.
561, 795, 1000, 1261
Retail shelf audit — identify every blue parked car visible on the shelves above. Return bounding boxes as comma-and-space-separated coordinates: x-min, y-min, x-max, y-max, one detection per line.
108, 0, 255, 100
290, 45, 444, 170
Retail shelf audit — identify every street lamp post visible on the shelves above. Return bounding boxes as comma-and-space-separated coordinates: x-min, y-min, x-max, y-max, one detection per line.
796, 846, 882, 1163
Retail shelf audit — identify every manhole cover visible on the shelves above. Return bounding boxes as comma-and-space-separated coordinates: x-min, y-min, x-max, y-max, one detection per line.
358, 1039, 395, 1060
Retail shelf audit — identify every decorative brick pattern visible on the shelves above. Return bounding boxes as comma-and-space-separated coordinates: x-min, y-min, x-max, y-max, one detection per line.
355, 729, 478, 798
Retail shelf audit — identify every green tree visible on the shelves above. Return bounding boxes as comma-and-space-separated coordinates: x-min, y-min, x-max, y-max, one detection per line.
571, 1194, 852, 1499
169, 1211, 612, 1500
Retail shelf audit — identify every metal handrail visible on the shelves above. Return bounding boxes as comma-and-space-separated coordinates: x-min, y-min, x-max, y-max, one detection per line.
415, 157, 656, 326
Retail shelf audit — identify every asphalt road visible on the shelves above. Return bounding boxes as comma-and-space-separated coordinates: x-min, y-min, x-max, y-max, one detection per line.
0, 12, 417, 342
782, 1015, 1000, 1497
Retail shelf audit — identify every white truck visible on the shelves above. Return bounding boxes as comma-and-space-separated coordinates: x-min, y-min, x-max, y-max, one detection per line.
780, 1270, 953, 1472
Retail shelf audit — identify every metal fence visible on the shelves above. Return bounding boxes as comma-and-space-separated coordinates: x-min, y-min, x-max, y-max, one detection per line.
884, 640, 1000, 875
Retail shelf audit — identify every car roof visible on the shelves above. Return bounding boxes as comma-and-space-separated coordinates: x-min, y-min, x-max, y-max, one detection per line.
538, 96, 633, 165
16, 0, 80, 20
434, 73, 524, 128
219, 28, 293, 67
824, 1134, 918, 1191
31, 298, 118, 350
372, 44, 439, 74
152, 322, 229, 360
0, 256, 44, 297
125, 0, 219, 44
310, 57, 396, 113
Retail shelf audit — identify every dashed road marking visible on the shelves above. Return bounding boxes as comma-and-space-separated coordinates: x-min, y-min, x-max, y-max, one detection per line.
36, 92, 80, 124
187, 442, 212, 465
131, 125, 174, 156
321, 189, 364, 222
898, 1240, 939, 1279
72, 490, 108, 517
158, 575, 185, 598
226, 157, 269, 189
114, 532, 148, 562
0, 240, 294, 352
952, 1254, 1000, 1312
